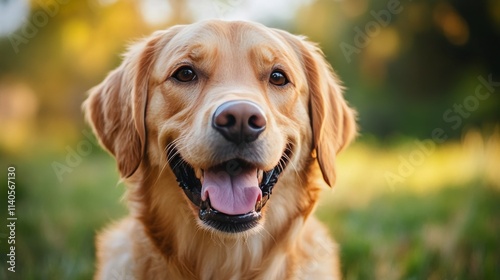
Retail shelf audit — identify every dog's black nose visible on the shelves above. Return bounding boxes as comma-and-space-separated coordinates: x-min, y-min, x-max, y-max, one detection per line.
212, 100, 267, 144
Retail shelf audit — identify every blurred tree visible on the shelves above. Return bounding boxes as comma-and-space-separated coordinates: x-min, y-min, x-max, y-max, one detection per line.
293, 0, 500, 139
0, 0, 191, 154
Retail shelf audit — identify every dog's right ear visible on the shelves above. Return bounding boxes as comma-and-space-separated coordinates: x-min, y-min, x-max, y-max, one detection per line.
301, 40, 357, 188
83, 28, 182, 178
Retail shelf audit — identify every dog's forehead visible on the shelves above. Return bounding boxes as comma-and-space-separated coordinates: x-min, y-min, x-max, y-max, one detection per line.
162, 20, 295, 61
181, 20, 277, 44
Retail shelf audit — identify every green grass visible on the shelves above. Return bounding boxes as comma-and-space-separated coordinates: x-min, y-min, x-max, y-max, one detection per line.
1, 143, 499, 279
317, 182, 500, 279
0, 152, 127, 280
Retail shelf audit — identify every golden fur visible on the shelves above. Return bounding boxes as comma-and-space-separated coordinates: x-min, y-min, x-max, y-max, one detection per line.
84, 20, 356, 280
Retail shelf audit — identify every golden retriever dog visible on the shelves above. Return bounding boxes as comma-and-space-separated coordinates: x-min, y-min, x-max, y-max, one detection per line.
84, 20, 356, 279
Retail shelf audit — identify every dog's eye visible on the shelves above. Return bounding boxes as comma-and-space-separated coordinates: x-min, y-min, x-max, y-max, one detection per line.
172, 66, 197, 82
269, 70, 289, 86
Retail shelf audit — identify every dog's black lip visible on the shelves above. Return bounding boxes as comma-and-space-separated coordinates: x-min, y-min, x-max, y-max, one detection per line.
167, 145, 290, 233
199, 198, 261, 233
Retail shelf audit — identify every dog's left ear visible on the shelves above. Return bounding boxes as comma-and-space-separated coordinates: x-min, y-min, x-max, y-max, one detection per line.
83, 29, 180, 178
279, 32, 357, 187
302, 41, 357, 187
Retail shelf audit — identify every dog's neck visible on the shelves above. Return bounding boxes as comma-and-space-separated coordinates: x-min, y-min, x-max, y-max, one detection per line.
127, 160, 323, 278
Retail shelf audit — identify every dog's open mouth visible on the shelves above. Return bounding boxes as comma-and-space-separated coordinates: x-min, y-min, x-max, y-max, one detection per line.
167, 146, 290, 233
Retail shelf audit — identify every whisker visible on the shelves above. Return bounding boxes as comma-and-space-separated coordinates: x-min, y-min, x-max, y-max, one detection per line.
258, 226, 277, 245
153, 161, 170, 187
166, 139, 183, 164
154, 137, 187, 187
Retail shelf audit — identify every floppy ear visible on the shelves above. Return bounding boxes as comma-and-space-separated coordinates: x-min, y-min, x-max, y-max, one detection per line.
83, 29, 177, 178
301, 39, 357, 187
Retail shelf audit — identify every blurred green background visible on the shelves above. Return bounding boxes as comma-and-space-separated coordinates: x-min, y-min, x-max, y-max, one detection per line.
0, 0, 499, 279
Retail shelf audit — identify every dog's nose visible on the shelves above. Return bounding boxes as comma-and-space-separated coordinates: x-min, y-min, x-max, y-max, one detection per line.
212, 100, 267, 144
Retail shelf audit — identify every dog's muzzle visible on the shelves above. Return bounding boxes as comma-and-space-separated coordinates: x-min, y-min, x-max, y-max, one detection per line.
167, 100, 290, 233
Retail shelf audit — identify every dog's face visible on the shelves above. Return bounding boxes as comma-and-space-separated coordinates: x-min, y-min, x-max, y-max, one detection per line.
85, 20, 356, 235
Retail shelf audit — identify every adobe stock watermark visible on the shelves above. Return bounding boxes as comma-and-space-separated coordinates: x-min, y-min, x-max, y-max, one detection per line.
8, 0, 69, 54
339, 0, 412, 63
52, 129, 96, 183
385, 74, 499, 189
296, 237, 335, 280
211, 0, 244, 18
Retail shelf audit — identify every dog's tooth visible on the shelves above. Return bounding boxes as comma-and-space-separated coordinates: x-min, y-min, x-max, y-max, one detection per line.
255, 199, 263, 212
200, 170, 204, 184
257, 169, 263, 183
195, 168, 203, 180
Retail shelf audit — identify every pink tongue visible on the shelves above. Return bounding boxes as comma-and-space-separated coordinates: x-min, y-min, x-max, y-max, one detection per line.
201, 166, 261, 215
